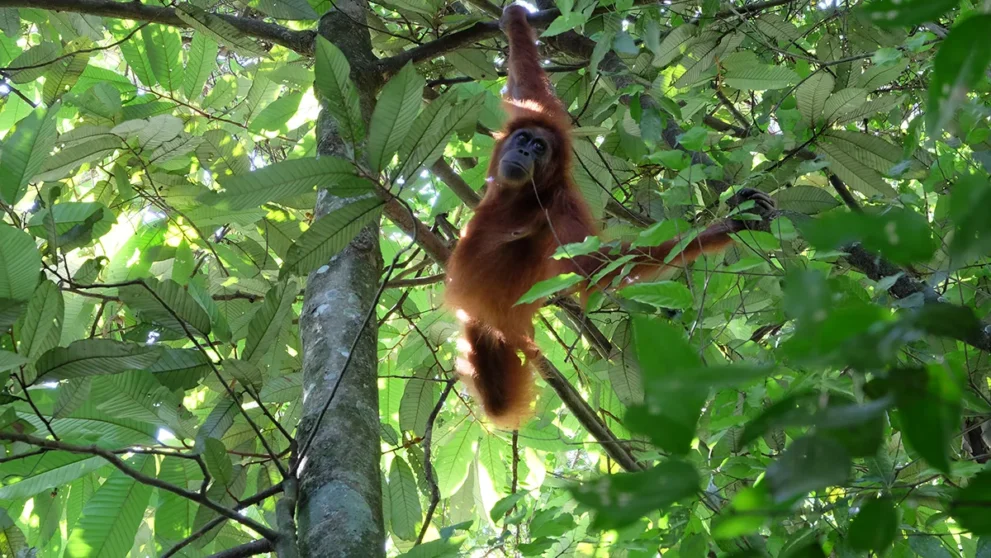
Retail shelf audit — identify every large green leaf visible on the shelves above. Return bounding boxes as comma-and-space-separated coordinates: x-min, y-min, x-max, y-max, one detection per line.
19, 279, 64, 382
863, 0, 959, 27
94, 370, 193, 438
434, 419, 480, 498
388, 457, 423, 540
249, 91, 303, 133
571, 460, 700, 530
195, 394, 240, 447
66, 454, 155, 558
141, 24, 184, 93
772, 185, 840, 214
926, 15, 991, 137
42, 41, 89, 105
35, 339, 163, 382
766, 435, 851, 503
368, 63, 425, 172
799, 206, 935, 265
0, 452, 107, 499
399, 368, 437, 437
117, 278, 212, 337
314, 36, 365, 144
651, 23, 696, 67
175, 4, 269, 58
242, 279, 298, 363
848, 497, 898, 553
815, 133, 898, 198
6, 42, 59, 83
183, 32, 219, 100
282, 196, 385, 277
35, 136, 122, 182
951, 469, 991, 536
723, 64, 799, 91
0, 508, 27, 557
625, 317, 706, 456
201, 156, 370, 210
796, 72, 834, 124
0, 224, 41, 302
248, 0, 319, 19
0, 106, 58, 204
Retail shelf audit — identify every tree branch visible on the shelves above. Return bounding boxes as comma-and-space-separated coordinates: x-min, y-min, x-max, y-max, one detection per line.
0, 0, 317, 55
207, 540, 273, 558
0, 432, 280, 541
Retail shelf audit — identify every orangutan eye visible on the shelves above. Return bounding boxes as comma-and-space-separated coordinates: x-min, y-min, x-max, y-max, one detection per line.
532, 139, 547, 154
516, 131, 531, 144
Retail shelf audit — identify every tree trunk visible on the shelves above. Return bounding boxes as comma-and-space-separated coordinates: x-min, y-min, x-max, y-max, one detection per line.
295, 1, 386, 556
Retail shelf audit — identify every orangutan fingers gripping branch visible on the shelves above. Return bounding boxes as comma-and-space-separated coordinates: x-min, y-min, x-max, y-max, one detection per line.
444, 4, 776, 429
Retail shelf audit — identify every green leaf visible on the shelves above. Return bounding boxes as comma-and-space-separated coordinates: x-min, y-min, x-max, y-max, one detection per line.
368, 63, 424, 172
148, 348, 211, 391
626, 317, 705, 455
202, 156, 370, 210
0, 508, 27, 557
141, 24, 184, 93
314, 36, 365, 144
0, 452, 107, 499
397, 95, 485, 182
618, 281, 694, 309
35, 339, 163, 382
772, 185, 840, 214
0, 106, 58, 204
118, 278, 212, 337
399, 368, 437, 437
6, 42, 59, 83
651, 23, 696, 67
248, 0, 319, 19
490, 491, 527, 522
927, 15, 991, 137
848, 497, 898, 553
204, 437, 234, 486
799, 208, 935, 265
0, 350, 26, 372
0, 224, 41, 302
821, 88, 867, 123
224, 358, 264, 391
249, 91, 303, 133
434, 420, 480, 498
243, 279, 298, 363
183, 32, 219, 100
950, 469, 991, 536
766, 435, 851, 503
855, 60, 908, 91
195, 395, 240, 447
175, 4, 270, 58
863, 0, 959, 28
35, 136, 122, 182
67, 454, 155, 558
516, 273, 584, 305
389, 457, 422, 540
52, 377, 92, 419
42, 44, 89, 105
796, 72, 834, 125
947, 174, 991, 266
888, 366, 960, 474
282, 196, 384, 277
723, 64, 799, 91
95, 370, 192, 438
570, 460, 700, 530
446, 50, 496, 80
676, 127, 708, 151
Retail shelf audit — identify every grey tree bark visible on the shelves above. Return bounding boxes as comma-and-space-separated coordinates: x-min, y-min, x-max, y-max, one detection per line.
294, 1, 387, 556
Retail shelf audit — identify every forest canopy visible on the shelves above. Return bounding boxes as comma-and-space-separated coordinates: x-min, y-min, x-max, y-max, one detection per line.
1, 0, 990, 556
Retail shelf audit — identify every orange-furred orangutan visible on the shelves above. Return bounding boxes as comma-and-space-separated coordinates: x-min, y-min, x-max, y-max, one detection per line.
445, 4, 775, 429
